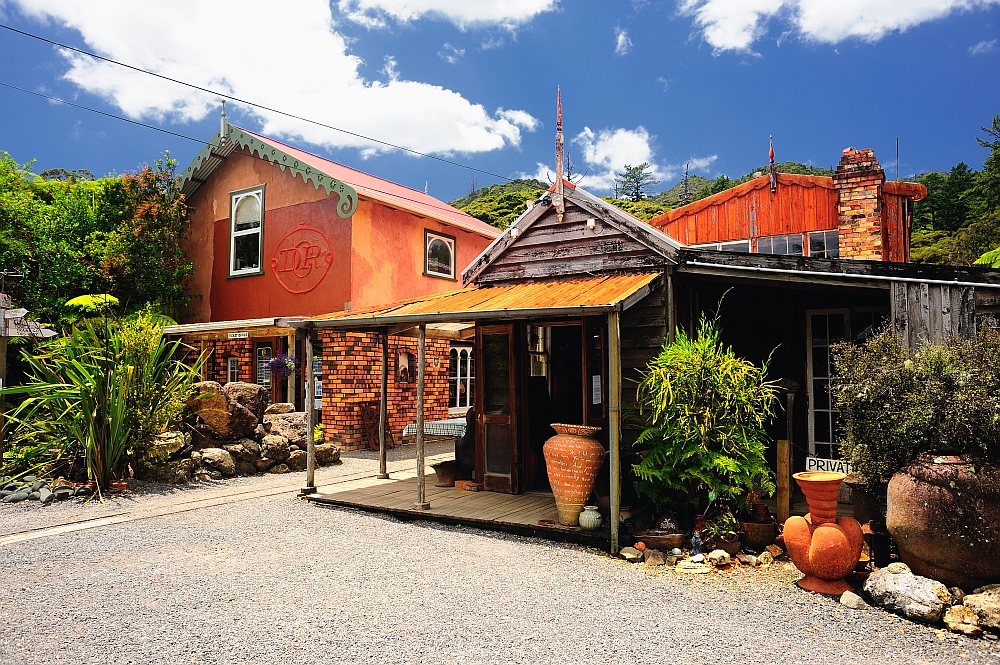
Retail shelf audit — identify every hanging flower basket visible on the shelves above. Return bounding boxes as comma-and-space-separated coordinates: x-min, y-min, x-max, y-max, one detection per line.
268, 354, 299, 379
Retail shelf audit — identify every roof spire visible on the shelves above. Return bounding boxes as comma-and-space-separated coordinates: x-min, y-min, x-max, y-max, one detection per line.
554, 87, 565, 220
769, 134, 777, 193
220, 100, 229, 138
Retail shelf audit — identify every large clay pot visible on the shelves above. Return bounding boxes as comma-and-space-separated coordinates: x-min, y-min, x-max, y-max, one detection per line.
783, 471, 864, 595
543, 424, 605, 526
887, 453, 1000, 589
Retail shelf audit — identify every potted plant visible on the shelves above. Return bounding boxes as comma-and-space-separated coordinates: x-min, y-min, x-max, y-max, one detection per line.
832, 326, 1000, 589
632, 312, 778, 534
702, 506, 740, 555
268, 354, 299, 380
740, 490, 776, 551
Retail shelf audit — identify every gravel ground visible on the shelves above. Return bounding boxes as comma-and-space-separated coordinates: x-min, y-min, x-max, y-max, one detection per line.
2, 449, 996, 664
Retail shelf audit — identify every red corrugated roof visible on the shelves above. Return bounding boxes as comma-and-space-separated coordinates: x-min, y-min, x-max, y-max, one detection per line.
238, 128, 500, 239
302, 273, 660, 324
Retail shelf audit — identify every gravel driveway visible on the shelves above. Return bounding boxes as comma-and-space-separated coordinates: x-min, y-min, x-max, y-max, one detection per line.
1, 448, 996, 664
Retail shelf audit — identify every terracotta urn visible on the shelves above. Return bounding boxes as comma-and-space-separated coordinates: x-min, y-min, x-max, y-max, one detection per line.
783, 471, 864, 595
887, 453, 1000, 589
543, 424, 605, 526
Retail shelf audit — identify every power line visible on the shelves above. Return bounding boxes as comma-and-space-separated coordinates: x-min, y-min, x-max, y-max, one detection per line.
0, 81, 501, 223
0, 23, 514, 182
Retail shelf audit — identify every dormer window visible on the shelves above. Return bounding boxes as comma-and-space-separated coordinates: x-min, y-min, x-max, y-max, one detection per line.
424, 230, 456, 280
230, 187, 264, 276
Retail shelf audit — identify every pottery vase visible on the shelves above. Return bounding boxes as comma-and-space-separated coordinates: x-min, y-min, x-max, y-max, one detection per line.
579, 506, 603, 531
782, 471, 863, 595
543, 424, 605, 526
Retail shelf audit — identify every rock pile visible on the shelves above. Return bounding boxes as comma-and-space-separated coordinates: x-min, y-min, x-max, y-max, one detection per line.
0, 475, 93, 506
151, 381, 340, 483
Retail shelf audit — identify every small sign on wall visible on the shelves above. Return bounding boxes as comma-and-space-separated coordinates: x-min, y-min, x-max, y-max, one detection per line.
591, 375, 602, 405
228, 331, 249, 339
806, 456, 853, 475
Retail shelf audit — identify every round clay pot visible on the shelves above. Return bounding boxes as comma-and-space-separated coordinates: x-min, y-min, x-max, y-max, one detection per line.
740, 521, 776, 550
543, 424, 605, 526
783, 471, 863, 595
431, 460, 458, 487
886, 453, 1000, 589
578, 506, 603, 531
713, 535, 740, 556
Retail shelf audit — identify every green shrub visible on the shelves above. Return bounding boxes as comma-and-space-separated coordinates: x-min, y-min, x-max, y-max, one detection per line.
632, 313, 778, 513
832, 326, 1000, 485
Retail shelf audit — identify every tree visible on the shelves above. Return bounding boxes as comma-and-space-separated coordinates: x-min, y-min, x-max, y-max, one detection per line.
615, 163, 659, 202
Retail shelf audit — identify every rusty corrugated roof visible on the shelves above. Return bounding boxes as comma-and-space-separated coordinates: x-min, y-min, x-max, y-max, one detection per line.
288, 273, 661, 329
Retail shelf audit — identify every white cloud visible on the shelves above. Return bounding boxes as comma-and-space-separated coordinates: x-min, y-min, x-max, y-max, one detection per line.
337, 0, 558, 29
679, 0, 1000, 52
614, 27, 633, 55
438, 43, 465, 63
10, 1, 539, 157
970, 39, 997, 55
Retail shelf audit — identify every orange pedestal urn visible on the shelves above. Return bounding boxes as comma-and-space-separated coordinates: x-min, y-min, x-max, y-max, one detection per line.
783, 471, 864, 595
543, 424, 605, 526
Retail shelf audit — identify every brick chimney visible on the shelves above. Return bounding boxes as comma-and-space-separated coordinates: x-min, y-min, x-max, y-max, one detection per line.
833, 148, 885, 260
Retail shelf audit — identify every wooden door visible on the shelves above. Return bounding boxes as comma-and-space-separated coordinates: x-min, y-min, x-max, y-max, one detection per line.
475, 324, 519, 493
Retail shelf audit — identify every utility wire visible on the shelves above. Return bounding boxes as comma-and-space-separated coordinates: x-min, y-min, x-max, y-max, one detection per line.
0, 81, 502, 223
0, 23, 514, 182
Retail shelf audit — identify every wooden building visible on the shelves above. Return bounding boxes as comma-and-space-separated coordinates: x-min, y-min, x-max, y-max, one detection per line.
285, 104, 1000, 551
163, 111, 499, 448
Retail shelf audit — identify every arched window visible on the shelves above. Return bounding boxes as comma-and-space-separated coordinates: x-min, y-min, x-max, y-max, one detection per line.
424, 230, 456, 279
449, 346, 474, 412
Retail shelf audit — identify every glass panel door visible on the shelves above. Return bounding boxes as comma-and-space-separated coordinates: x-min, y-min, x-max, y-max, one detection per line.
475, 324, 518, 493
806, 310, 850, 460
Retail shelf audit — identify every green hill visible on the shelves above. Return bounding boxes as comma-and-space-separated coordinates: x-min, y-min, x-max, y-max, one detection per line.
450, 179, 548, 230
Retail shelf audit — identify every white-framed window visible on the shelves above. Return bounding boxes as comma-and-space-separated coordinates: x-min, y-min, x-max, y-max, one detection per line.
449, 345, 475, 413
230, 187, 264, 276
227, 357, 239, 384
424, 230, 456, 279
256, 345, 272, 389
808, 230, 840, 258
806, 310, 849, 461
690, 240, 751, 253
757, 233, 804, 256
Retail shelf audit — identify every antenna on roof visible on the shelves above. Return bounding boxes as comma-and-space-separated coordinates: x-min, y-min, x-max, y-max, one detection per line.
896, 136, 899, 182
769, 135, 777, 193
554, 87, 565, 221
424, 181, 428, 195
220, 100, 228, 138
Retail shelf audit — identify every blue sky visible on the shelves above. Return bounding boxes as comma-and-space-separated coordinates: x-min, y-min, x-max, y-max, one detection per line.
1, 0, 999, 202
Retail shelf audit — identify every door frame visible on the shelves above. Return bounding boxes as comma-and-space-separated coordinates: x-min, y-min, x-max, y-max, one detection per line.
474, 323, 520, 494
805, 309, 851, 458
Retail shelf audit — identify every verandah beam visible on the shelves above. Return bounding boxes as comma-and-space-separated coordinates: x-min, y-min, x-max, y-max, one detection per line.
377, 328, 389, 480
415, 323, 430, 510
608, 310, 622, 554
301, 328, 317, 495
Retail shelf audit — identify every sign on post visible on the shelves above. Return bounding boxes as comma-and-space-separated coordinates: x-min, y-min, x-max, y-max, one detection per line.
806, 456, 853, 475
228, 331, 250, 339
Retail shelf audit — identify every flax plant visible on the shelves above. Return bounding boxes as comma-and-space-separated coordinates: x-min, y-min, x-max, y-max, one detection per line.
633, 313, 778, 513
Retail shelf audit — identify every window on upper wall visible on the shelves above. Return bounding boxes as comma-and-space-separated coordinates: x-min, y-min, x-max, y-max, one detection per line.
690, 240, 751, 253
425, 230, 456, 279
808, 230, 840, 258
230, 187, 264, 276
757, 233, 804, 256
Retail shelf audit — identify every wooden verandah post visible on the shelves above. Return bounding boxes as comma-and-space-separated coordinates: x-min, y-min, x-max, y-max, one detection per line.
377, 328, 390, 480
608, 310, 622, 554
301, 327, 317, 495
414, 323, 430, 510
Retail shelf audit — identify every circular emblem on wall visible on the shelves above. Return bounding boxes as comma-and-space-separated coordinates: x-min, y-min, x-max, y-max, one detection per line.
270, 223, 333, 294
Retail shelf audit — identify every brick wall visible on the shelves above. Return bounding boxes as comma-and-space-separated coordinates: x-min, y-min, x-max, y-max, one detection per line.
206, 339, 254, 384
318, 331, 450, 450
834, 148, 886, 261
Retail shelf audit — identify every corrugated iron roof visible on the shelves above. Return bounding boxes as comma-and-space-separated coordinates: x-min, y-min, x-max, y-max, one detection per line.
285, 273, 661, 329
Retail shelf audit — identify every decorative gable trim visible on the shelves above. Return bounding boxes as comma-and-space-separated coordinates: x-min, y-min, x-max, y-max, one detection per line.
179, 128, 359, 219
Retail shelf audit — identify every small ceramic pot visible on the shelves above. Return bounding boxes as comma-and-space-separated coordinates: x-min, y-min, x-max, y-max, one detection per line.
579, 506, 603, 531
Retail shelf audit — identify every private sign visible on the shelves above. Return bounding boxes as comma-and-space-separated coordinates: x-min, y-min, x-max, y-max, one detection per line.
806, 456, 852, 475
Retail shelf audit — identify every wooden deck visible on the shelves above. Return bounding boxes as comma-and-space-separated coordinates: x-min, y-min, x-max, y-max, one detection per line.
305, 453, 610, 546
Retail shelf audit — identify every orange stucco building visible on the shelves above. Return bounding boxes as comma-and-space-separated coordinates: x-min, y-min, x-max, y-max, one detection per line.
165, 119, 498, 449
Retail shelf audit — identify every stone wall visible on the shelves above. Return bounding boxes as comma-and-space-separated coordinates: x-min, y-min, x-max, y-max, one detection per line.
318, 331, 451, 450
834, 147, 886, 261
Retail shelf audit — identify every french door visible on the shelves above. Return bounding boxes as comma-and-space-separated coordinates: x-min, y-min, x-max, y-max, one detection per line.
475, 324, 519, 493
806, 310, 849, 460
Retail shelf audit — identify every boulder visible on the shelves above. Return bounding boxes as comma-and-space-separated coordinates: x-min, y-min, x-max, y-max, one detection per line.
619, 547, 643, 563
53, 487, 74, 501
39, 488, 54, 505
707, 549, 731, 567
31, 480, 46, 492
239, 438, 261, 457
286, 450, 308, 471
840, 591, 868, 610
187, 381, 230, 432
3, 491, 29, 503
264, 402, 295, 415
644, 550, 666, 566
152, 459, 194, 484
263, 412, 308, 447
27, 491, 40, 501
256, 458, 276, 472
74, 486, 92, 497
222, 382, 269, 420
261, 434, 290, 461
268, 464, 291, 474
199, 448, 236, 476
964, 584, 1000, 630
153, 431, 187, 456
944, 605, 982, 637
315, 443, 341, 465
864, 563, 952, 623
757, 551, 774, 566
193, 467, 223, 481
235, 460, 258, 476
675, 560, 709, 574
223, 442, 257, 462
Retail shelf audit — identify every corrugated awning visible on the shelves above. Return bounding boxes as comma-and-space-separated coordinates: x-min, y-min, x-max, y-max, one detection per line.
280, 273, 661, 332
